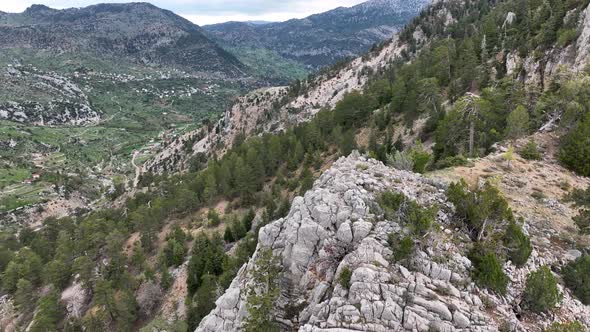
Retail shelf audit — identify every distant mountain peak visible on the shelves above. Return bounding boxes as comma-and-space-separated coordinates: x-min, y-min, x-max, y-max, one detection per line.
24, 4, 55, 14
1, 2, 246, 77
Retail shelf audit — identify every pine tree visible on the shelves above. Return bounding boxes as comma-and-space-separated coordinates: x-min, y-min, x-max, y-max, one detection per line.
73, 256, 94, 286
187, 274, 218, 331
30, 288, 62, 332
15, 278, 34, 311
44, 259, 71, 289
505, 105, 530, 139
244, 249, 281, 332
2, 247, 43, 292
560, 114, 590, 176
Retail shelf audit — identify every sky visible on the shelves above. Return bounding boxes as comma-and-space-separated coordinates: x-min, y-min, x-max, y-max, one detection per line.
0, 0, 368, 25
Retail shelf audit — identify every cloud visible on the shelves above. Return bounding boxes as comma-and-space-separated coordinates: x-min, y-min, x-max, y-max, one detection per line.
0, 0, 367, 24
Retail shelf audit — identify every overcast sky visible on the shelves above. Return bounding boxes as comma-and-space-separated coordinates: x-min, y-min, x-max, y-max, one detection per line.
0, 0, 368, 25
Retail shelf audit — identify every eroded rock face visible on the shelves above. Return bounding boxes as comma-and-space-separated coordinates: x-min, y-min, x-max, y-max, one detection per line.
60, 282, 90, 319
197, 153, 590, 332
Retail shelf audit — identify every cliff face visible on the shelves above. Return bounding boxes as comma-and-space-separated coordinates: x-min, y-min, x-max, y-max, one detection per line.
196, 153, 589, 331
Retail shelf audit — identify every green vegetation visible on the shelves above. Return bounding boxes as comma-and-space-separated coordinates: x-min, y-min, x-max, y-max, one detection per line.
243, 249, 281, 332
545, 321, 586, 332
388, 234, 414, 263
0, 51, 249, 214
3, 0, 590, 328
523, 266, 561, 313
562, 255, 590, 305
447, 180, 514, 241
338, 266, 353, 290
560, 113, 590, 176
468, 246, 509, 295
379, 190, 436, 235
447, 180, 532, 294
567, 187, 590, 235
379, 191, 405, 219
505, 105, 531, 139
520, 140, 542, 161
503, 220, 532, 267
0, 168, 31, 188
225, 46, 309, 82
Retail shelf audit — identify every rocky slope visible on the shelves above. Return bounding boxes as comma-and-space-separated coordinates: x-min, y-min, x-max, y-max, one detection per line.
197, 152, 589, 332
145, 0, 590, 175
143, 1, 451, 173
204, 0, 431, 70
0, 3, 245, 77
0, 64, 99, 126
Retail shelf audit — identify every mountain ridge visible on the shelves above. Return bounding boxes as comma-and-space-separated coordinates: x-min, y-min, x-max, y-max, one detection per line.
0, 3, 246, 78
203, 0, 431, 70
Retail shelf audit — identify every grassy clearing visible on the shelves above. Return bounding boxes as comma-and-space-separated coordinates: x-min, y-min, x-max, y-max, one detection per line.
0, 168, 32, 188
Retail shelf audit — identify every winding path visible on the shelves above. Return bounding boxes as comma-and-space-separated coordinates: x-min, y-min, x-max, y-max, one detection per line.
132, 151, 141, 188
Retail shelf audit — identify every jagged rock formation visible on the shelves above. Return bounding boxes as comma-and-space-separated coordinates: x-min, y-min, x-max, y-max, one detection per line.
0, 3, 245, 77
204, 0, 431, 70
197, 153, 589, 331
504, 3, 590, 88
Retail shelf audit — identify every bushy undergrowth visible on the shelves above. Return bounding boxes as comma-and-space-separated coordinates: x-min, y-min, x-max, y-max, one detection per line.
523, 266, 561, 313
562, 255, 590, 305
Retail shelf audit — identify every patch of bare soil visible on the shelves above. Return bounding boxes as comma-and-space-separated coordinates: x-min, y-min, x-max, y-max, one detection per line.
432, 132, 590, 247
160, 264, 188, 321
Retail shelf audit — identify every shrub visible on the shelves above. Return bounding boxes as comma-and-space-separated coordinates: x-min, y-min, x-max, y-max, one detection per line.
434, 155, 469, 169
523, 266, 561, 313
406, 201, 437, 235
447, 180, 513, 240
503, 221, 532, 267
520, 140, 542, 161
387, 151, 414, 171
469, 247, 509, 295
338, 267, 353, 290
559, 114, 590, 176
545, 321, 586, 332
379, 191, 436, 235
388, 234, 414, 263
410, 142, 431, 174
557, 29, 578, 48
567, 187, 590, 235
379, 191, 406, 219
562, 255, 590, 305
207, 209, 221, 227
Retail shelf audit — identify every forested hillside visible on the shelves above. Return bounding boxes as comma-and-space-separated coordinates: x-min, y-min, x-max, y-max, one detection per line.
2, 0, 590, 331
203, 0, 430, 77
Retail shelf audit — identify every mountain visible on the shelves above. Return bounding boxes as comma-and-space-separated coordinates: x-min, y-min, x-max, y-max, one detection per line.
204, 0, 431, 71
2, 0, 590, 331
0, 3, 246, 77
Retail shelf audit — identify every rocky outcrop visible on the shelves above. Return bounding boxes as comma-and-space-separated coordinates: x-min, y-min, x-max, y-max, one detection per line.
0, 65, 100, 126
197, 153, 590, 332
504, 3, 590, 88
61, 282, 90, 319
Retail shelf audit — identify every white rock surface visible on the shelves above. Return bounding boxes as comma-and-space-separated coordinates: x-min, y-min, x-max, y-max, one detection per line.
195, 153, 590, 332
